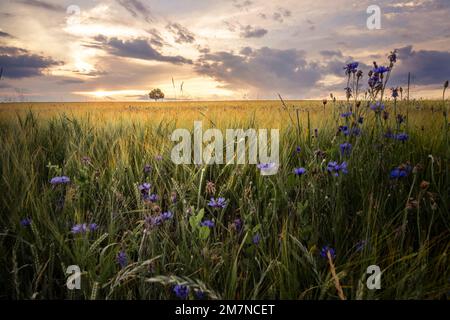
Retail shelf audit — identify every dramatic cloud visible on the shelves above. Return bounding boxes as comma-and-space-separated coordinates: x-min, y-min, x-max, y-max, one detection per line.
0, 31, 13, 38
116, 0, 152, 22
17, 0, 63, 12
240, 25, 268, 38
166, 23, 195, 44
146, 29, 166, 48
392, 45, 450, 85
0, 46, 62, 78
195, 47, 322, 95
92, 36, 193, 65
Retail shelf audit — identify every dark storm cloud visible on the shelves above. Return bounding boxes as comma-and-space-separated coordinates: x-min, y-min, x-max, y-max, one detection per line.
116, 0, 152, 22
0, 46, 62, 78
166, 23, 195, 44
17, 0, 64, 12
391, 45, 450, 85
240, 25, 268, 38
92, 36, 193, 65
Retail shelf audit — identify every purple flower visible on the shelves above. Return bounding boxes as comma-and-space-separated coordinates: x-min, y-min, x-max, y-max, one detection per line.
143, 164, 152, 174
339, 126, 349, 136
395, 133, 409, 142
340, 142, 352, 156
344, 62, 359, 75
373, 66, 390, 74
138, 183, 151, 195
71, 223, 98, 234
71, 223, 87, 234
20, 217, 32, 227
200, 220, 215, 228
253, 233, 261, 245
390, 165, 412, 179
295, 146, 302, 153
368, 75, 381, 88
146, 215, 163, 227
293, 167, 307, 176
320, 246, 336, 259
340, 112, 353, 118
143, 193, 159, 203
370, 102, 385, 113
391, 87, 399, 98
161, 211, 173, 221
327, 161, 348, 177
208, 197, 227, 209
195, 290, 206, 300
50, 176, 70, 185
173, 285, 189, 300
117, 250, 128, 269
234, 218, 243, 232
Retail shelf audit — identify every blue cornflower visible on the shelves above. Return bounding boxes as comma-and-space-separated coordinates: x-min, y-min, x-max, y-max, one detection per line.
293, 167, 307, 176
390, 165, 412, 179
50, 176, 70, 185
327, 161, 348, 177
161, 211, 173, 221
195, 290, 206, 300
146, 215, 163, 227
143, 164, 152, 174
71, 223, 87, 234
200, 220, 215, 228
208, 197, 227, 209
88, 223, 98, 231
320, 246, 336, 259
233, 218, 243, 232
138, 183, 151, 195
340, 142, 352, 156
368, 75, 381, 88
173, 285, 189, 300
395, 133, 409, 142
143, 193, 159, 203
351, 127, 362, 136
373, 66, 390, 74
391, 87, 399, 98
253, 233, 261, 245
20, 217, 32, 227
339, 125, 349, 136
344, 62, 359, 74
370, 102, 385, 113
117, 250, 128, 269
340, 112, 353, 118
295, 146, 302, 153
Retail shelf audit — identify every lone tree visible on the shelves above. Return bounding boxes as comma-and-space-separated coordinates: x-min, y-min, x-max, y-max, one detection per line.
149, 88, 165, 101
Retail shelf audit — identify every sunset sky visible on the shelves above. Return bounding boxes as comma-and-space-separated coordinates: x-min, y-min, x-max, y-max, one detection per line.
0, 0, 449, 101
